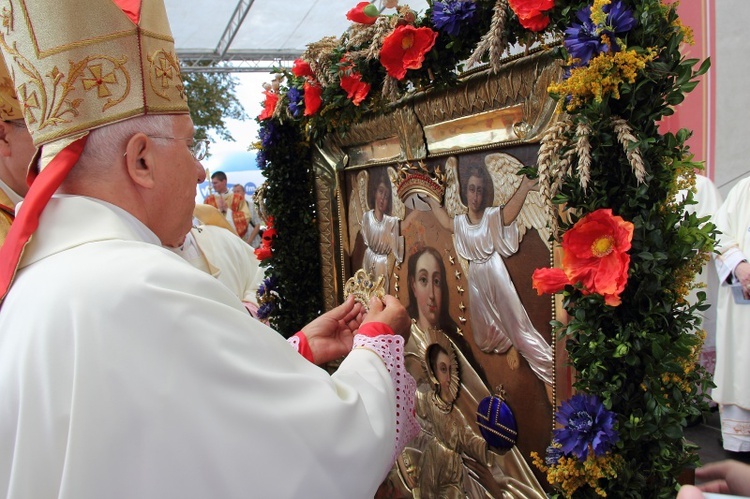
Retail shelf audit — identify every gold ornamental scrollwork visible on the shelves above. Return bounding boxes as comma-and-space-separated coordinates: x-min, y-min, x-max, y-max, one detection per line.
148, 48, 183, 101
1, 34, 131, 130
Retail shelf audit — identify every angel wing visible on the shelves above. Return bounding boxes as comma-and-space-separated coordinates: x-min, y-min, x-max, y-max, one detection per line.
347, 170, 369, 254
485, 152, 551, 247
387, 166, 405, 220
444, 156, 467, 218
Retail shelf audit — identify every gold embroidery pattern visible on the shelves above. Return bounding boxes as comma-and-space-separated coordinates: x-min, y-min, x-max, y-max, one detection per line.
147, 48, 184, 101
0, 1, 12, 35
0, 75, 18, 116
1, 35, 131, 130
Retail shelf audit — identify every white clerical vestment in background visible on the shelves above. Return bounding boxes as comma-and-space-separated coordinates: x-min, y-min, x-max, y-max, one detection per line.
0, 196, 415, 498
713, 176, 750, 451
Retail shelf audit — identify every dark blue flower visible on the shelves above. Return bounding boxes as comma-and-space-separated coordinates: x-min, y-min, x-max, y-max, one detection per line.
564, 7, 605, 66
256, 150, 267, 170
604, 0, 637, 37
258, 122, 276, 148
287, 86, 304, 119
256, 301, 275, 320
553, 394, 618, 460
564, 1, 636, 67
431, 0, 476, 37
258, 275, 277, 296
545, 445, 564, 466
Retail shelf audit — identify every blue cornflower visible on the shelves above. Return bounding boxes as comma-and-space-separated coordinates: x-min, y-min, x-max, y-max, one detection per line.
604, 0, 637, 38
258, 122, 276, 148
431, 0, 476, 37
565, 7, 603, 66
258, 275, 277, 297
256, 301, 275, 320
287, 86, 304, 119
545, 445, 564, 466
553, 394, 618, 460
564, 0, 636, 67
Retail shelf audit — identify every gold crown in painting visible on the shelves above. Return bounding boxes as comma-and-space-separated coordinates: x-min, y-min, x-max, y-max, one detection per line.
0, 0, 188, 149
391, 161, 446, 204
343, 269, 386, 311
0, 58, 21, 120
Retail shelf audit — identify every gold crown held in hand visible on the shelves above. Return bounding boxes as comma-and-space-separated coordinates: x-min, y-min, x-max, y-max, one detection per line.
343, 269, 385, 311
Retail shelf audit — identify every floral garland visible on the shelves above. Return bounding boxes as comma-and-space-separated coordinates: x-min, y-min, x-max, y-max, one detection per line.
255, 0, 714, 495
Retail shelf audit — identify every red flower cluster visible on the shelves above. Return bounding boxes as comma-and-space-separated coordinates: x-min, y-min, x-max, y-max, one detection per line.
292, 58, 323, 116
258, 90, 278, 121
292, 59, 314, 79
255, 217, 277, 261
379, 24, 438, 80
509, 0, 554, 32
339, 58, 371, 106
532, 208, 634, 306
346, 2, 379, 25
303, 82, 322, 116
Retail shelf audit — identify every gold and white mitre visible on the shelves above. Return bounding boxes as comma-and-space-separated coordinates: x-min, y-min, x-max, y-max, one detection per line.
0, 56, 21, 120
0, 0, 188, 164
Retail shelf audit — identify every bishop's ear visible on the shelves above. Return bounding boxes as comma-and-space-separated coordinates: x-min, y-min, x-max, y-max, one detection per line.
123, 133, 156, 189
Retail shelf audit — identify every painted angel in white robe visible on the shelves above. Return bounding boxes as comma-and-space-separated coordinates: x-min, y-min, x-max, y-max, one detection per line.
423, 154, 554, 388
349, 168, 416, 291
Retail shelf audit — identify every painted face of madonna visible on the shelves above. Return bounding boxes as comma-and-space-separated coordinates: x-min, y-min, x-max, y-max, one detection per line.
411, 251, 442, 332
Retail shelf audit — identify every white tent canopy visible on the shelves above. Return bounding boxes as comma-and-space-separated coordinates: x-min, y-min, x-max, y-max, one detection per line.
167, 0, 429, 72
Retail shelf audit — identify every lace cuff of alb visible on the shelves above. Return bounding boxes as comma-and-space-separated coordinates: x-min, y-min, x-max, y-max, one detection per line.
286, 332, 315, 363
353, 333, 420, 464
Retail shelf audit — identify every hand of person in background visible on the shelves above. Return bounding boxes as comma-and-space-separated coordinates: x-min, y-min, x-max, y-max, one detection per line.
677, 460, 750, 498
735, 261, 750, 299
301, 295, 364, 364
697, 460, 750, 496
362, 295, 411, 344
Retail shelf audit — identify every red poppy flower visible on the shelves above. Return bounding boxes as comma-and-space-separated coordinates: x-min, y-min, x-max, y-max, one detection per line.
532, 208, 634, 306
531, 267, 570, 295
338, 58, 371, 106
292, 58, 314, 79
262, 226, 277, 243
509, 0, 554, 32
340, 73, 371, 106
258, 90, 278, 121
303, 81, 323, 116
255, 246, 272, 261
379, 25, 438, 80
346, 2, 378, 25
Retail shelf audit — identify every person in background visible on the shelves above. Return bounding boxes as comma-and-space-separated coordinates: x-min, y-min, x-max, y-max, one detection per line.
166, 219, 264, 316
233, 183, 263, 247
678, 173, 723, 408
711, 175, 750, 453
0, 1, 419, 498
193, 203, 237, 234
204, 170, 251, 239
0, 58, 35, 246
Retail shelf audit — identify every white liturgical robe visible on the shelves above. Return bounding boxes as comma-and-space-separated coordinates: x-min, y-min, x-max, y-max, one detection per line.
713, 177, 750, 430
0, 196, 411, 499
